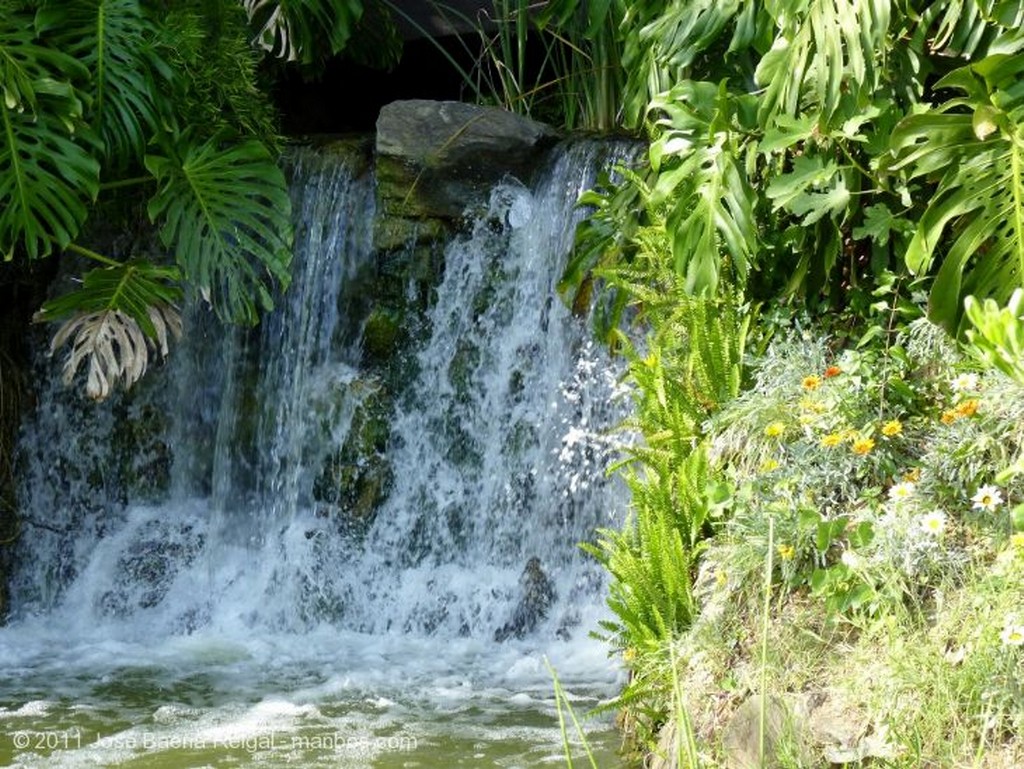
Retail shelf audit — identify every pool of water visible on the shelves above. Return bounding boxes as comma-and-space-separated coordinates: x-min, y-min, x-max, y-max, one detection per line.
0, 624, 627, 768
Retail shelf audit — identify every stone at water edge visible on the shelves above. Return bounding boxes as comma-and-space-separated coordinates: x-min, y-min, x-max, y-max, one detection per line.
494, 557, 556, 642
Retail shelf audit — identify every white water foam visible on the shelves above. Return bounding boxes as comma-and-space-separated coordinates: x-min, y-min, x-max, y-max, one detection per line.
2, 139, 637, 767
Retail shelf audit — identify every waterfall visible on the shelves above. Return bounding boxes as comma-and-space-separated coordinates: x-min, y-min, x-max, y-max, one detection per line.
1, 138, 632, 767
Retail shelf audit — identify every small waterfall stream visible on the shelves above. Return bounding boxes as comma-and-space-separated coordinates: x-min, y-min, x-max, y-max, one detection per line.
0, 141, 632, 767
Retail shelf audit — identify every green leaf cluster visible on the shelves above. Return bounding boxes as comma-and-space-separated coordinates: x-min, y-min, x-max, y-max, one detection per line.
558, 0, 1024, 334
964, 288, 1024, 383
1, 0, 387, 399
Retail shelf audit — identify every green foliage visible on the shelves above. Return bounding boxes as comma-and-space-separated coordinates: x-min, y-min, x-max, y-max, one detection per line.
1, 0, 377, 398
38, 259, 181, 331
402, 0, 628, 130
964, 288, 1024, 384
145, 133, 292, 325
648, 81, 759, 294
755, 0, 892, 130
35, 0, 164, 160
156, 2, 281, 146
584, 446, 713, 652
0, 9, 99, 260
889, 53, 1024, 331
36, 260, 182, 400
242, 0, 363, 66
559, 2, 1024, 331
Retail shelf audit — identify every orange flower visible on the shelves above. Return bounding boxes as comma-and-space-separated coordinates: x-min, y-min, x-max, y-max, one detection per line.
802, 374, 822, 390
955, 399, 979, 417
940, 410, 959, 425
824, 365, 842, 378
852, 437, 875, 455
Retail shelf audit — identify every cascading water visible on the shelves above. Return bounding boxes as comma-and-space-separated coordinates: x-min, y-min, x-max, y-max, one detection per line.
0, 140, 633, 767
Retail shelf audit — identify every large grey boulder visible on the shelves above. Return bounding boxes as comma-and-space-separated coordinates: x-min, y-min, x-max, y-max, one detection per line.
375, 100, 559, 225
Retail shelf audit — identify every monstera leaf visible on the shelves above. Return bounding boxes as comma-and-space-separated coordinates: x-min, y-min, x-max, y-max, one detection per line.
889, 53, 1024, 330
755, 0, 892, 129
0, 12, 100, 260
35, 0, 164, 160
145, 133, 293, 324
911, 0, 1024, 58
37, 260, 183, 400
649, 82, 759, 295
242, 0, 363, 65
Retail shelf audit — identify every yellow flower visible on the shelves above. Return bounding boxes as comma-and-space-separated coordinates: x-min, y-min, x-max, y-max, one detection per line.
940, 410, 959, 425
820, 433, 843, 448
623, 647, 637, 662
802, 375, 821, 391
764, 422, 786, 438
955, 399, 979, 418
881, 419, 902, 437
799, 398, 827, 414
851, 437, 875, 456
1009, 532, 1024, 550
903, 467, 921, 483
760, 458, 781, 472
715, 570, 729, 587
777, 544, 796, 561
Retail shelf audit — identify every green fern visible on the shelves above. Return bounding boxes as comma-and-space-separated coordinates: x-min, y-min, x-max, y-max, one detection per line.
583, 446, 714, 651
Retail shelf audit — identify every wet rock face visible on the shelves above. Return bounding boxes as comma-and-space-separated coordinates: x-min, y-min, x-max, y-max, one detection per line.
494, 556, 557, 642
99, 521, 205, 617
375, 100, 559, 220
374, 99, 558, 258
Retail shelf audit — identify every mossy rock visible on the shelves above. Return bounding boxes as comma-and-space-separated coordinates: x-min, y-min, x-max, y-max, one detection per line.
313, 453, 393, 523
448, 339, 481, 400
112, 401, 174, 503
312, 383, 395, 524
373, 214, 451, 252
362, 307, 403, 366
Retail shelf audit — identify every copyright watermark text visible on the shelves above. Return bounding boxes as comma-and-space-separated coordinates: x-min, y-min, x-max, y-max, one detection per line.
8, 729, 418, 755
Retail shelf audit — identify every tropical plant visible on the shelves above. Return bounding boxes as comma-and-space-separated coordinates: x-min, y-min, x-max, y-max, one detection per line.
557, 0, 1024, 332
2, 0, 390, 400
964, 288, 1024, 385
889, 53, 1024, 332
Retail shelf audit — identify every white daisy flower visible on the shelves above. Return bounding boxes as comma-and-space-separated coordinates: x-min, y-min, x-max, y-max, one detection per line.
888, 481, 916, 503
1000, 622, 1024, 647
951, 372, 980, 392
971, 485, 1004, 512
918, 509, 946, 536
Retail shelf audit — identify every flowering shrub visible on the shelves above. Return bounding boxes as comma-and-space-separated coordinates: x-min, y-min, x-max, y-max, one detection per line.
705, 318, 1024, 619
